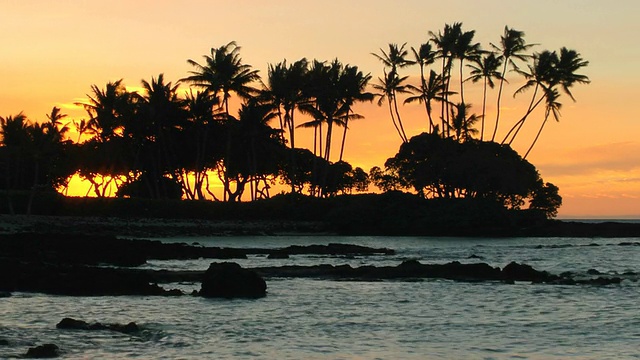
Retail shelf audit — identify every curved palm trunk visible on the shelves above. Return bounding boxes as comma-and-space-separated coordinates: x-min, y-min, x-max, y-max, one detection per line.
502, 85, 544, 145
338, 109, 349, 162
523, 113, 549, 159
459, 59, 466, 106
491, 61, 509, 141
324, 118, 333, 161
387, 97, 404, 142
392, 95, 408, 142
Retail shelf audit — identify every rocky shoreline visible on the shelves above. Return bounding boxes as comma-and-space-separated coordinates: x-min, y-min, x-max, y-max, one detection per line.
2, 214, 640, 238
1, 232, 635, 298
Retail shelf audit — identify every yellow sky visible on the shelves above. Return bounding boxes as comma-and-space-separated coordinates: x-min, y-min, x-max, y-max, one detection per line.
2, 1, 639, 218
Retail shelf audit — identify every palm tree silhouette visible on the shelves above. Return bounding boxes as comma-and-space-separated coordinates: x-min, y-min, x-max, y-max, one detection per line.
408, 43, 440, 132
430, 23, 463, 136
372, 43, 413, 142
77, 79, 132, 142
405, 70, 449, 134
337, 64, 373, 162
490, 26, 535, 141
372, 69, 410, 142
182, 42, 260, 201
466, 52, 503, 140
451, 26, 482, 106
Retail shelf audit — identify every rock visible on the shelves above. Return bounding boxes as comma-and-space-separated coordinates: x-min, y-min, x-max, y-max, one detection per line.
267, 251, 289, 259
0, 291, 11, 298
502, 262, 554, 283
586, 268, 602, 275
0, 338, 8, 346
57, 318, 140, 334
200, 262, 267, 299
467, 254, 483, 259
25, 343, 60, 358
57, 317, 91, 330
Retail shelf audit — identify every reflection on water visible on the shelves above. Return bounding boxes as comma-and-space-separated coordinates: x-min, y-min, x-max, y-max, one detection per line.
1, 236, 639, 359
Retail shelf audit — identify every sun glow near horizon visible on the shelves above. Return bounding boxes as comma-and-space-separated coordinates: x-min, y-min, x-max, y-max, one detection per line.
2, 1, 640, 217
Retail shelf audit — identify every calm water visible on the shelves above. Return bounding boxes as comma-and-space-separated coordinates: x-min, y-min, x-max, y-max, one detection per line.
1, 236, 639, 359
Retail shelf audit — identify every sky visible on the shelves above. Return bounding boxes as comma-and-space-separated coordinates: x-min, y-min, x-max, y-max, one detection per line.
1, 0, 639, 218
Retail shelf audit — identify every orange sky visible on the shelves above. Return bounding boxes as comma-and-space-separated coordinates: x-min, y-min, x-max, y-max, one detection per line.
2, 1, 639, 218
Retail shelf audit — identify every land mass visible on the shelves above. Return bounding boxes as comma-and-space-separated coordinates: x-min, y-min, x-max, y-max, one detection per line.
1, 192, 639, 237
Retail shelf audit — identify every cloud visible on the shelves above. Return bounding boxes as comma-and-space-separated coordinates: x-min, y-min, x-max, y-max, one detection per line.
536, 142, 640, 177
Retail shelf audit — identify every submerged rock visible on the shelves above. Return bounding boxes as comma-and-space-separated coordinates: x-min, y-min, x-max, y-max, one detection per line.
56, 317, 140, 334
25, 343, 60, 358
200, 262, 266, 299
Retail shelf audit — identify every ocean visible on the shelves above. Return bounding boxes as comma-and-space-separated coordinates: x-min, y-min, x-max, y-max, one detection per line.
1, 235, 639, 359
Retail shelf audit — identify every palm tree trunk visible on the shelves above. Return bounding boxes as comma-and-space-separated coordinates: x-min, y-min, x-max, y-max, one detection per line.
491, 62, 508, 141
392, 96, 408, 142
502, 86, 544, 145
339, 110, 349, 162
523, 114, 549, 159
387, 98, 404, 142
480, 78, 488, 141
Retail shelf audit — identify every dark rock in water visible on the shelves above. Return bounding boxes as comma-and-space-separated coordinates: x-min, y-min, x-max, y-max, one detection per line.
0, 291, 11, 298
267, 251, 289, 259
25, 343, 60, 358
201, 262, 266, 299
587, 268, 602, 275
467, 254, 483, 259
57, 317, 91, 330
501, 262, 555, 283
0, 338, 8, 346
56, 317, 140, 334
583, 277, 622, 286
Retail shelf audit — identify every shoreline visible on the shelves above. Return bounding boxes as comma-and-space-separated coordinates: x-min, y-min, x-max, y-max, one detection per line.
2, 214, 640, 238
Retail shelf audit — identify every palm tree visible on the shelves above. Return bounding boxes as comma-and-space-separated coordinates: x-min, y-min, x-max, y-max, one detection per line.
430, 22, 463, 136
451, 26, 482, 106
182, 41, 260, 115
405, 70, 449, 134
72, 119, 96, 143
489, 26, 535, 141
77, 79, 132, 142
337, 64, 373, 162
372, 43, 414, 142
450, 102, 480, 142
371, 43, 414, 72
466, 52, 503, 140
408, 43, 440, 132
502, 50, 557, 145
182, 41, 260, 201
372, 69, 410, 142
523, 88, 562, 159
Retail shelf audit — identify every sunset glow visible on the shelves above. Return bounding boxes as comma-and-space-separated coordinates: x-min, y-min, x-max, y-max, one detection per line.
2, 1, 639, 217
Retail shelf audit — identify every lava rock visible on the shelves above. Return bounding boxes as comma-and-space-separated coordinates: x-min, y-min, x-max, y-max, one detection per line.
56, 317, 140, 334
502, 262, 554, 283
200, 262, 267, 299
25, 343, 60, 358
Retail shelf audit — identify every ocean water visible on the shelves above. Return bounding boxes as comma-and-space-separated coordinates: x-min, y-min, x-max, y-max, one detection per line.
1, 236, 639, 359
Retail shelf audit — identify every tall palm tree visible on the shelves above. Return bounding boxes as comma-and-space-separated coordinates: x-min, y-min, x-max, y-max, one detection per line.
489, 26, 535, 141
466, 52, 503, 140
372, 69, 410, 142
405, 70, 449, 134
337, 64, 373, 161
409, 43, 440, 132
182, 42, 260, 201
430, 22, 463, 136
182, 41, 260, 116
523, 88, 562, 159
451, 26, 482, 106
372, 43, 413, 142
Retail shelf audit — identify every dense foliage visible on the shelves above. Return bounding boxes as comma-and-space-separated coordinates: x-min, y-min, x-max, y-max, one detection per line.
1, 24, 588, 219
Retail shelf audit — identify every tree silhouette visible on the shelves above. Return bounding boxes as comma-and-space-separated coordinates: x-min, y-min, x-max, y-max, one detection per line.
489, 26, 535, 141
466, 52, 503, 140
